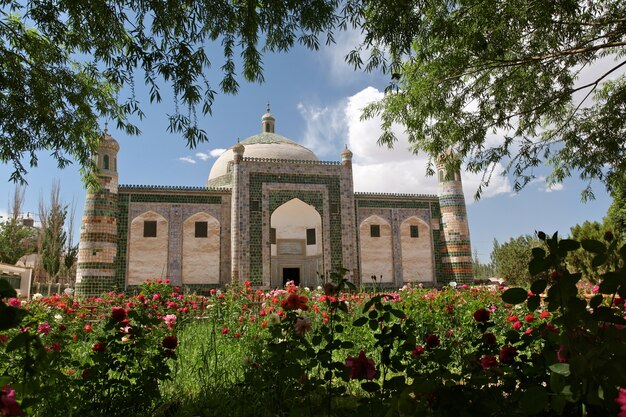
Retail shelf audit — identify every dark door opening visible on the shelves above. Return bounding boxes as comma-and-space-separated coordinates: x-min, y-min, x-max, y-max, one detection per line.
282, 268, 300, 286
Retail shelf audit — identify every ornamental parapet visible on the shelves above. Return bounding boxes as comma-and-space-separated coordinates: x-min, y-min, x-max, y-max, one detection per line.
242, 157, 341, 165
354, 192, 438, 199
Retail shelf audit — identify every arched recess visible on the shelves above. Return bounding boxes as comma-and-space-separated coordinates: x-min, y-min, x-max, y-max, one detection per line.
182, 212, 220, 284
128, 211, 168, 285
400, 216, 434, 283
270, 198, 322, 287
359, 215, 393, 283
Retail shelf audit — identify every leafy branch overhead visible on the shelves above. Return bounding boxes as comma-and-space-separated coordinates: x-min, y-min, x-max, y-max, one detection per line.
352, 0, 625, 198
0, 0, 357, 183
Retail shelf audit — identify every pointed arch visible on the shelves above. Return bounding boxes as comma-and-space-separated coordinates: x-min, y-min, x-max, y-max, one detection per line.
182, 212, 220, 284
128, 211, 169, 285
400, 216, 434, 283
359, 215, 393, 283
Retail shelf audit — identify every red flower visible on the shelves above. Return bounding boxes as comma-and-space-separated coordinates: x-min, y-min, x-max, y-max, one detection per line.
221, 327, 229, 335
473, 308, 491, 323
412, 345, 425, 357
280, 293, 309, 311
92, 341, 106, 353
84, 324, 92, 333
111, 306, 127, 322
425, 334, 440, 348
345, 351, 376, 380
480, 355, 498, 369
539, 311, 550, 319
524, 314, 535, 323
512, 321, 522, 331
482, 332, 496, 345
499, 345, 517, 364
0, 385, 24, 416
507, 315, 518, 323
162, 336, 178, 350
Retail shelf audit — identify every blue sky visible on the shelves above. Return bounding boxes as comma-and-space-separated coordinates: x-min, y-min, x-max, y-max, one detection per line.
0, 29, 614, 264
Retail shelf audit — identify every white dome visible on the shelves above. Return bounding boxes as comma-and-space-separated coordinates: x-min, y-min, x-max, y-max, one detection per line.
207, 132, 318, 187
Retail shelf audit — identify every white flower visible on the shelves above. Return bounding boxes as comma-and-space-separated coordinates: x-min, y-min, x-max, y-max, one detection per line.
64, 288, 74, 296
54, 314, 63, 323
449, 281, 458, 289
316, 286, 323, 291
267, 313, 280, 326
32, 293, 43, 300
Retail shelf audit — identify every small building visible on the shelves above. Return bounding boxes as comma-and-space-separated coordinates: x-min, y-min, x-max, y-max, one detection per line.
75, 109, 473, 295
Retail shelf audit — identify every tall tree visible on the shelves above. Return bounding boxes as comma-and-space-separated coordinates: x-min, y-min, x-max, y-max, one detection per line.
353, 0, 626, 198
491, 235, 541, 285
38, 183, 67, 284
1, 0, 353, 184
0, 186, 37, 264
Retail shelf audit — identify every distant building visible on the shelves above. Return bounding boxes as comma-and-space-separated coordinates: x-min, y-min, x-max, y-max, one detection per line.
75, 109, 473, 295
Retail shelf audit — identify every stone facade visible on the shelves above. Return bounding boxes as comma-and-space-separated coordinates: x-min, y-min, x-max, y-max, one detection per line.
75, 111, 473, 295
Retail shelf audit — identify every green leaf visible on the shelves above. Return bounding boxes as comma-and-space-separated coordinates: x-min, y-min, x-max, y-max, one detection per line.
530, 280, 547, 295
550, 372, 566, 394
390, 309, 405, 319
589, 294, 603, 309
558, 239, 580, 251
353, 317, 368, 327
529, 257, 547, 276
6, 331, 29, 352
531, 247, 546, 259
361, 381, 380, 393
527, 295, 540, 312
592, 253, 608, 268
501, 288, 528, 304
0, 279, 17, 299
520, 386, 548, 415
581, 239, 606, 254
362, 296, 382, 313
549, 363, 571, 376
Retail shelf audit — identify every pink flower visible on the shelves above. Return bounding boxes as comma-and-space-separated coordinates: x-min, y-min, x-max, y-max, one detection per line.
473, 308, 491, 323
221, 327, 229, 335
615, 388, 626, 417
499, 345, 517, 364
0, 385, 24, 416
153, 293, 160, 301
293, 318, 312, 335
37, 322, 51, 335
111, 306, 127, 322
84, 324, 92, 333
163, 314, 177, 329
345, 351, 376, 380
512, 321, 522, 331
7, 298, 21, 308
480, 356, 498, 369
592, 285, 600, 293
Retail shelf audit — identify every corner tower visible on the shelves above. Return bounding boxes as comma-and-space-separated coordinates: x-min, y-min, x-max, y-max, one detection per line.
75, 128, 120, 295
436, 151, 473, 283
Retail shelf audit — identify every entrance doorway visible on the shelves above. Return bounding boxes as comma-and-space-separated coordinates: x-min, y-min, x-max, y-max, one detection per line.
282, 268, 300, 286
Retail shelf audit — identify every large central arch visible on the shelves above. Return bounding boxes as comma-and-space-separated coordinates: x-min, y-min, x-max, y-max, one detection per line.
269, 198, 322, 287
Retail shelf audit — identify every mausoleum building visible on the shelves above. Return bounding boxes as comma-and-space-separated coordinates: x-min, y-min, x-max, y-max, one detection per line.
75, 109, 473, 295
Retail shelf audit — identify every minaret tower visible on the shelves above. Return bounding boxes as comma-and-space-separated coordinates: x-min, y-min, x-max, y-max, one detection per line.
436, 151, 473, 283
75, 126, 120, 295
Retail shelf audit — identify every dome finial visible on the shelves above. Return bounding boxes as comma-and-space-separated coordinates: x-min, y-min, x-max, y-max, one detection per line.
104, 121, 109, 134
261, 102, 275, 133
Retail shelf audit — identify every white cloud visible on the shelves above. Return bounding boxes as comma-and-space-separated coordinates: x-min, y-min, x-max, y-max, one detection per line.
296, 102, 347, 158
299, 86, 512, 202
545, 183, 564, 193
210, 148, 227, 157
178, 156, 196, 164
196, 148, 227, 161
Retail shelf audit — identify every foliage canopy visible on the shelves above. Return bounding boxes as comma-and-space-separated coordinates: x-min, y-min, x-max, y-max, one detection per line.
0, 0, 355, 184
354, 0, 625, 198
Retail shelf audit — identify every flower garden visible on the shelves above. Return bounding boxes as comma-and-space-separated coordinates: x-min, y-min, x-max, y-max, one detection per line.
0, 233, 625, 417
